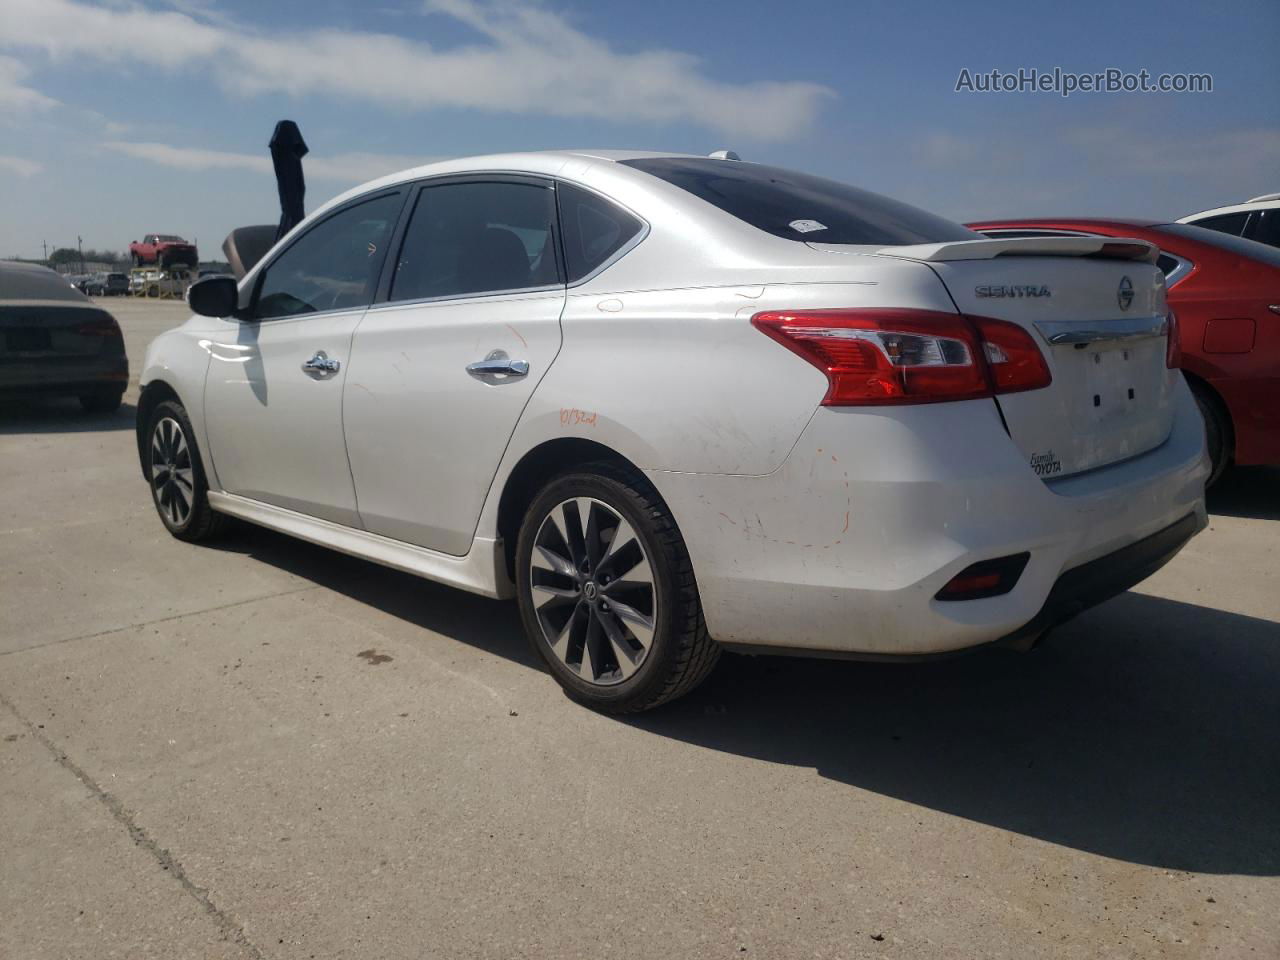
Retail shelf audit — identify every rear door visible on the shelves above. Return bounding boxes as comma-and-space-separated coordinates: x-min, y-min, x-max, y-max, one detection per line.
921, 244, 1174, 478
342, 176, 565, 555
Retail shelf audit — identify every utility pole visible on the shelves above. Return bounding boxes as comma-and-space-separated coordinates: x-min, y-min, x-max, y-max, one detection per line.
77, 235, 84, 273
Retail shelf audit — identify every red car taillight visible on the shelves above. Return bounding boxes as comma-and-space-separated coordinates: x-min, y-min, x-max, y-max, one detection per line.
1165, 310, 1180, 368
751, 308, 1051, 406
75, 318, 121, 337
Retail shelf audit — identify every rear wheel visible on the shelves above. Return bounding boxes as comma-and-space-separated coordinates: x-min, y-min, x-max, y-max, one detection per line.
79, 387, 122, 413
515, 463, 719, 713
146, 399, 225, 542
1191, 382, 1231, 487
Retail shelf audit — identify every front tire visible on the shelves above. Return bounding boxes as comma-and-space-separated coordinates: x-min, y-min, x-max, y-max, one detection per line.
145, 399, 225, 542
515, 463, 719, 713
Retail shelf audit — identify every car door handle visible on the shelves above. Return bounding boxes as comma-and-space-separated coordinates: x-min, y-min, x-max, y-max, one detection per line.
301, 350, 341, 378
466, 349, 529, 380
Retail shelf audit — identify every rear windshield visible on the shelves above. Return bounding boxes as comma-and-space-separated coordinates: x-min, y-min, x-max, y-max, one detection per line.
0, 265, 90, 301
620, 157, 977, 246
1160, 223, 1280, 269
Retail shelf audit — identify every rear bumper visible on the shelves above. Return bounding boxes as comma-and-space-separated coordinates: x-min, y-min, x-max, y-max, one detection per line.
999, 512, 1198, 646
0, 357, 128, 395
650, 378, 1209, 656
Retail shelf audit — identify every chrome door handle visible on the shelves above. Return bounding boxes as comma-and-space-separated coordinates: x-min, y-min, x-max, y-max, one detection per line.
466, 349, 529, 380
301, 350, 341, 378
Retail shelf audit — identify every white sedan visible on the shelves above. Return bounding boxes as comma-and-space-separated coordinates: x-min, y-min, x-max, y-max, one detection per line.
137, 150, 1208, 711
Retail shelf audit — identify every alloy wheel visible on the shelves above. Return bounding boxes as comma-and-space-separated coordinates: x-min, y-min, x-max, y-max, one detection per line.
150, 416, 194, 527
529, 497, 657, 686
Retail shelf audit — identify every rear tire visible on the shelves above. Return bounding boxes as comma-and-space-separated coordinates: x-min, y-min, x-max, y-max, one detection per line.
515, 462, 719, 713
79, 388, 122, 413
145, 399, 226, 543
1191, 382, 1231, 487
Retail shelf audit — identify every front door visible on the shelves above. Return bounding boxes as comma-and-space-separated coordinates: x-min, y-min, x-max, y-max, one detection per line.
203, 190, 404, 526
342, 178, 565, 555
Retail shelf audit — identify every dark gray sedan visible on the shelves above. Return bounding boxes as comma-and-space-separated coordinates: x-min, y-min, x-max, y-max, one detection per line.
1, 262, 128, 412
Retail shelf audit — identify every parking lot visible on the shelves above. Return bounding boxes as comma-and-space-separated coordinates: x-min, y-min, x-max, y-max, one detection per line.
2, 297, 1277, 958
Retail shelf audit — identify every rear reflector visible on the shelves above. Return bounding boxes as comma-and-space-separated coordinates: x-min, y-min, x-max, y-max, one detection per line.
752, 308, 1051, 405
935, 553, 1030, 601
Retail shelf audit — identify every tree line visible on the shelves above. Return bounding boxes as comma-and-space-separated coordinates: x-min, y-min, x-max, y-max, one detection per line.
48, 247, 127, 265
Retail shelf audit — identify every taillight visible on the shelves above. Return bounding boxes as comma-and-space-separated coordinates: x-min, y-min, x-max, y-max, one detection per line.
752, 308, 1051, 406
75, 317, 121, 337
972, 316, 1053, 393
1165, 310, 1180, 368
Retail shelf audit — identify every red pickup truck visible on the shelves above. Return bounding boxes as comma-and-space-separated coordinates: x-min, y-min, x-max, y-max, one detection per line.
129, 234, 198, 268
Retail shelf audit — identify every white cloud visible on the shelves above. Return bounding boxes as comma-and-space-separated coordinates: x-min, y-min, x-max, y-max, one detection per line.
1063, 125, 1280, 179
0, 0, 832, 140
911, 132, 981, 168
102, 140, 436, 184
0, 55, 58, 112
0, 154, 42, 176
904, 125, 1280, 221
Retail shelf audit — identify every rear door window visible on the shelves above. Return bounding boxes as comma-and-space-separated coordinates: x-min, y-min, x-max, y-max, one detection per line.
621, 157, 977, 245
389, 180, 560, 302
1189, 211, 1250, 237
1245, 209, 1280, 249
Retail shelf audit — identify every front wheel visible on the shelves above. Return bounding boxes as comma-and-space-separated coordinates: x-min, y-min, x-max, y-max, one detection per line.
515, 463, 719, 713
145, 399, 225, 542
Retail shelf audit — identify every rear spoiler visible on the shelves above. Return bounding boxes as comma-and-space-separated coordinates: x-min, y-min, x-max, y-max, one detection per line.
856, 236, 1159, 264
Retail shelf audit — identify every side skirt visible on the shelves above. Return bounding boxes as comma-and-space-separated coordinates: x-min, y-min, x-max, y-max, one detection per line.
206, 491, 514, 599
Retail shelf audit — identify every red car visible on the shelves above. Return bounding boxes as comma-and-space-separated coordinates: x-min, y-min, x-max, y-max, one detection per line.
969, 218, 1280, 483
129, 233, 199, 269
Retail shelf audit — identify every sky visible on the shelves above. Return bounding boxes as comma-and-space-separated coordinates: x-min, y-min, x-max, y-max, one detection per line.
0, 0, 1276, 260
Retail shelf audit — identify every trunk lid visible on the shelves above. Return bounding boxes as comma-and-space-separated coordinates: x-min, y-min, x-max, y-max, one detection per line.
868, 237, 1175, 479
0, 303, 121, 360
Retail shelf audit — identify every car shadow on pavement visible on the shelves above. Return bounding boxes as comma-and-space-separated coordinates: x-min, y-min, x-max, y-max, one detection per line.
631, 591, 1280, 877
208, 523, 540, 670
1207, 466, 1280, 521
214, 523, 1279, 876
0, 397, 137, 434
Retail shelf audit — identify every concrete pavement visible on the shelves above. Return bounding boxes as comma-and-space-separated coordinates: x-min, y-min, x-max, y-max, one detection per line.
2, 298, 1277, 958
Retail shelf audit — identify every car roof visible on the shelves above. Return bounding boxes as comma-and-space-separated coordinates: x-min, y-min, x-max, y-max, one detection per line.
1176, 198, 1280, 222
0, 261, 95, 304
313, 149, 705, 215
